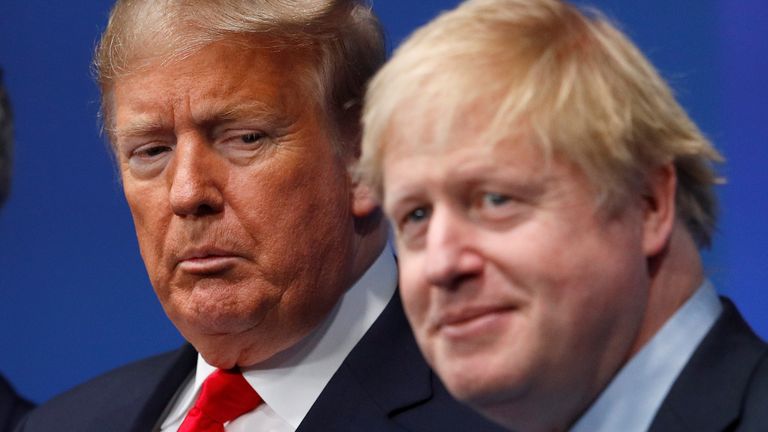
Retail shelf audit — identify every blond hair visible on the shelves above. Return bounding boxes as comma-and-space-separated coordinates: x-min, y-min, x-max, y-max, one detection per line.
360, 0, 723, 247
94, 0, 384, 153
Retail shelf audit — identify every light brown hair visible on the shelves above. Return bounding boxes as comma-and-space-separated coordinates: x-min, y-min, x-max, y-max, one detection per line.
95, 0, 385, 154
361, 0, 723, 247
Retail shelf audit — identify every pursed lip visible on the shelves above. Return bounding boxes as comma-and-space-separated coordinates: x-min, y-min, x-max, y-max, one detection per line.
175, 247, 246, 274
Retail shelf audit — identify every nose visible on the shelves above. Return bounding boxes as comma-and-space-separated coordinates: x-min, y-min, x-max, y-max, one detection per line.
424, 206, 483, 289
168, 135, 225, 217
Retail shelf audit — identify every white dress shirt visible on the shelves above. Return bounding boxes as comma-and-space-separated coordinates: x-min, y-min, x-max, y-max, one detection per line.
159, 245, 398, 432
570, 280, 723, 432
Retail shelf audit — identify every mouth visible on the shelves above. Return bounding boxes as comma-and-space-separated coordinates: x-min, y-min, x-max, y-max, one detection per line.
176, 247, 245, 275
435, 305, 517, 339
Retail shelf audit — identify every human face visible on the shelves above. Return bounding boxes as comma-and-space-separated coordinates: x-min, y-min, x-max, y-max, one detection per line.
381, 111, 655, 428
112, 40, 363, 368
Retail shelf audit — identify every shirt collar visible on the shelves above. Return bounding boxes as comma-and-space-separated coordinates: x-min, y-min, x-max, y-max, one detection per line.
570, 279, 722, 432
161, 244, 397, 429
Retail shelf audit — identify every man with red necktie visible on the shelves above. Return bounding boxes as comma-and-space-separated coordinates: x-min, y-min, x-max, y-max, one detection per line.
15, 1, 503, 431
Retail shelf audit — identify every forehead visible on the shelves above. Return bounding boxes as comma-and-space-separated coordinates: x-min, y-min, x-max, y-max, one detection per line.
382, 92, 528, 166
384, 84, 507, 149
110, 39, 313, 135
381, 120, 553, 207
378, 99, 599, 205
383, 133, 548, 187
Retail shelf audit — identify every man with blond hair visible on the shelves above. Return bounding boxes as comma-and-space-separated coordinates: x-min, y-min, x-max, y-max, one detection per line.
16, 1, 502, 431
360, 0, 768, 430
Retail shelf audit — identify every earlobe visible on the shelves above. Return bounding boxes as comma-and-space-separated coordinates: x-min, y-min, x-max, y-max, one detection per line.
352, 181, 380, 218
642, 163, 677, 257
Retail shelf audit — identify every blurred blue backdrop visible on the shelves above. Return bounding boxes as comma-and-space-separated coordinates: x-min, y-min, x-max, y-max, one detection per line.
0, 1, 766, 403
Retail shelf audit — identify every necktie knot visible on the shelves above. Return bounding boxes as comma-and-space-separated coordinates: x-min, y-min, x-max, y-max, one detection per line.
179, 369, 262, 432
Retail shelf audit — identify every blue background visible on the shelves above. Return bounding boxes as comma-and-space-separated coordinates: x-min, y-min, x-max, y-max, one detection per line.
0, 1, 766, 403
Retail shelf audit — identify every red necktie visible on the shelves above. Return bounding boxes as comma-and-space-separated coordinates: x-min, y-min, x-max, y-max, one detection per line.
178, 369, 263, 432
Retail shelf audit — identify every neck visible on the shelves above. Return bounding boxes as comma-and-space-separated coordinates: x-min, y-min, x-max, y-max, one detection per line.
627, 224, 704, 358
350, 213, 389, 284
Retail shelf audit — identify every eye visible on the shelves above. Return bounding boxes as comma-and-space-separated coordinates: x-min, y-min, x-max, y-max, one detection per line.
215, 129, 272, 161
483, 192, 510, 207
472, 190, 529, 226
240, 132, 264, 144
135, 145, 172, 158
221, 130, 266, 146
405, 207, 430, 224
125, 142, 173, 178
395, 205, 431, 246
128, 142, 173, 162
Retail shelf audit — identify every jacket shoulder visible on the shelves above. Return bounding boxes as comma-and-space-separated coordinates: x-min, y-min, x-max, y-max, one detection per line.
0, 374, 34, 432
299, 291, 504, 432
650, 298, 768, 432
738, 350, 768, 430
18, 345, 195, 432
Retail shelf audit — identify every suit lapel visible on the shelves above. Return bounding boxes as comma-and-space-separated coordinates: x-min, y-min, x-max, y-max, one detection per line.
649, 299, 768, 432
129, 344, 197, 432
19, 344, 198, 432
297, 292, 433, 431
297, 291, 504, 432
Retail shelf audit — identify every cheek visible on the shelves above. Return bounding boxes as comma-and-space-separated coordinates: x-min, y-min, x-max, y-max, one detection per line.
251, 154, 348, 220
511, 230, 647, 354
124, 183, 171, 279
237, 170, 349, 256
398, 254, 430, 328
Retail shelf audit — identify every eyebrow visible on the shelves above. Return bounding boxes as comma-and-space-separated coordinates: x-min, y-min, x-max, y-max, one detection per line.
214, 101, 278, 122
113, 116, 167, 140
194, 100, 287, 133
113, 100, 284, 139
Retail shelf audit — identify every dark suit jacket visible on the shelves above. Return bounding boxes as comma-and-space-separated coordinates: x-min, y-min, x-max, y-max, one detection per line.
649, 298, 768, 432
16, 294, 503, 432
0, 374, 33, 432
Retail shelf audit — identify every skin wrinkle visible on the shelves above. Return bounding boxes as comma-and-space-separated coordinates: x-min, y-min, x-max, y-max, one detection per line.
358, 1, 722, 430
114, 39, 380, 369
381, 113, 671, 431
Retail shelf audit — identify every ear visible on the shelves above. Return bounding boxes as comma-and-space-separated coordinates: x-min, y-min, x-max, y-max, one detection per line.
351, 180, 380, 218
642, 163, 677, 257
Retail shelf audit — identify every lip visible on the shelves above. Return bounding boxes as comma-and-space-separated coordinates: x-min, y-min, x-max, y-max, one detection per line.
435, 305, 516, 339
176, 247, 245, 275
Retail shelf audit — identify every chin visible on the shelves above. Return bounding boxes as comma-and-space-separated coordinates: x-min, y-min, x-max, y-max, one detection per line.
183, 316, 315, 369
443, 372, 496, 404
188, 331, 264, 369
171, 311, 259, 363
169, 290, 270, 333
436, 352, 523, 404
190, 310, 259, 335
431, 358, 486, 400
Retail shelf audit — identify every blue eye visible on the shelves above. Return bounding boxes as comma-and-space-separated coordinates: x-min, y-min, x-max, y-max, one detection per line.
395, 205, 431, 246
484, 193, 510, 206
406, 207, 430, 223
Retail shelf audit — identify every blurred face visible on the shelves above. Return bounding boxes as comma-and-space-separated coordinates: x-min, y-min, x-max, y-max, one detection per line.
381, 109, 655, 428
112, 40, 364, 368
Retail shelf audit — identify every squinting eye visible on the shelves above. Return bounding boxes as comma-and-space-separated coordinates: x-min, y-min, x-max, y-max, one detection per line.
137, 146, 171, 158
126, 143, 173, 178
130, 144, 172, 160
241, 132, 264, 144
